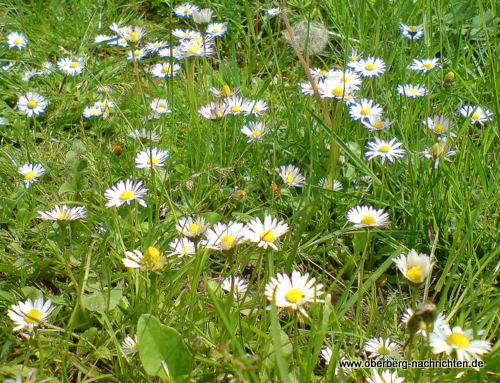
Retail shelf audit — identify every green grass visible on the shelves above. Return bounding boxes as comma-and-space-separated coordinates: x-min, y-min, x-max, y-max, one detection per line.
0, 0, 498, 382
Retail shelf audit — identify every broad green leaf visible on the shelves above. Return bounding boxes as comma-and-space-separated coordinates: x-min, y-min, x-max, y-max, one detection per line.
81, 288, 122, 313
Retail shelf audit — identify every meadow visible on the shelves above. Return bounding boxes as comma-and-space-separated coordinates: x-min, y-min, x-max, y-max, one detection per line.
0, 0, 498, 382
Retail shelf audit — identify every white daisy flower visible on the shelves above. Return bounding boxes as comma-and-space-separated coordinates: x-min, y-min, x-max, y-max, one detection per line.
168, 237, 196, 257
135, 147, 169, 168
220, 276, 248, 295
18, 163, 46, 187
349, 99, 383, 122
349, 57, 386, 77
198, 101, 230, 120
458, 105, 493, 126
122, 247, 165, 271
397, 83, 428, 98
129, 128, 160, 142
318, 78, 358, 102
409, 57, 440, 72
328, 68, 363, 87
150, 62, 181, 78
265, 270, 324, 317
362, 116, 393, 131
420, 137, 457, 168
430, 325, 491, 361
278, 164, 306, 187
192, 8, 213, 24
394, 249, 434, 284
347, 205, 390, 228
37, 61, 54, 76
241, 121, 267, 142
399, 24, 424, 40
245, 215, 289, 250
6, 32, 28, 50
176, 216, 209, 238
121, 335, 138, 356
365, 137, 405, 164
83, 104, 103, 118
104, 179, 148, 208
267, 8, 281, 17
202, 222, 247, 251
18, 92, 48, 117
225, 95, 250, 115
8, 297, 55, 332
348, 48, 362, 63
299, 81, 316, 96
207, 23, 228, 37
145, 40, 169, 53
117, 26, 146, 42
402, 307, 448, 337
364, 337, 401, 360
174, 3, 200, 17
127, 48, 147, 61
109, 22, 121, 33
22, 68, 38, 82
108, 37, 129, 48
310, 67, 335, 82
38, 205, 87, 221
319, 177, 342, 191
172, 28, 201, 40
57, 57, 85, 76
180, 39, 215, 57
150, 98, 171, 115
95, 34, 115, 44
3, 369, 53, 383
423, 115, 454, 135
209, 85, 239, 98
367, 369, 405, 383
245, 99, 269, 117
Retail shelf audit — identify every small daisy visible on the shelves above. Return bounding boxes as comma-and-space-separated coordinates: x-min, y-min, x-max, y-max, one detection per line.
57, 57, 85, 76
265, 270, 324, 317
174, 3, 199, 17
172, 28, 201, 40
104, 179, 148, 208
349, 57, 386, 77
192, 8, 213, 24
348, 48, 362, 63
22, 68, 38, 82
320, 348, 351, 375
397, 83, 428, 98
37, 61, 54, 76
225, 95, 250, 115
135, 147, 169, 168
198, 101, 230, 120
6, 32, 28, 50
145, 40, 168, 53
367, 369, 405, 383
122, 247, 165, 271
180, 40, 215, 57
318, 78, 358, 102
122, 335, 139, 356
394, 249, 433, 284
420, 137, 457, 168
8, 297, 55, 332
207, 23, 228, 37
347, 205, 390, 228
3, 369, 53, 383
18, 92, 48, 117
319, 177, 342, 191
203, 222, 247, 251
423, 115, 454, 135
108, 37, 129, 48
310, 67, 335, 82
365, 137, 405, 164
458, 105, 493, 126
278, 164, 306, 187
430, 325, 491, 361
209, 85, 239, 98
176, 216, 209, 238
150, 98, 171, 115
18, 163, 46, 187
362, 116, 393, 131
220, 276, 248, 296
267, 8, 281, 17
329, 68, 363, 87
299, 81, 316, 96
241, 121, 267, 142
349, 99, 383, 122
127, 48, 147, 61
364, 337, 401, 360
129, 128, 160, 142
409, 58, 440, 72
38, 205, 87, 221
245, 99, 269, 117
83, 104, 103, 118
117, 26, 146, 42
399, 24, 424, 40
95, 34, 115, 44
402, 307, 448, 337
245, 215, 289, 250
150, 62, 181, 78
168, 237, 196, 257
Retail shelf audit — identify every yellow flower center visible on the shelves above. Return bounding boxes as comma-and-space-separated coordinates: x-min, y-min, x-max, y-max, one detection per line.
212, 28, 220, 33
409, 88, 418, 94
360, 215, 375, 225
27, 100, 38, 109
319, 69, 328, 75
365, 63, 376, 71
332, 87, 344, 97
360, 107, 371, 115
374, 121, 383, 129
134, 342, 139, 350
446, 333, 470, 348
14, 38, 21, 44
379, 145, 391, 153
285, 288, 305, 303
120, 191, 134, 200
429, 143, 445, 157
147, 157, 158, 165
251, 130, 261, 137
134, 50, 143, 57
162, 65, 172, 73
406, 266, 422, 283
339, 76, 350, 82
183, 8, 191, 14
70, 61, 79, 68
231, 105, 241, 112
129, 31, 139, 41
422, 62, 432, 69
253, 105, 261, 111
143, 246, 163, 270
260, 230, 276, 242
57, 212, 69, 220
434, 123, 445, 132
419, 321, 428, 330
221, 235, 235, 247
221, 85, 232, 97
378, 346, 391, 355
25, 308, 42, 323
284, 175, 294, 184
187, 44, 200, 53
24, 171, 36, 180
188, 223, 200, 233
471, 113, 480, 120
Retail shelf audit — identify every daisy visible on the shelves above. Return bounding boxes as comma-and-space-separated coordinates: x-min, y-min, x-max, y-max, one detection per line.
347, 205, 390, 228
117, 26, 146, 42
135, 147, 169, 168
174, 3, 199, 17
329, 68, 363, 87
83, 104, 103, 118
318, 78, 358, 102
348, 48, 362, 63
150, 98, 171, 115
57, 57, 85, 76
122, 335, 138, 356
319, 177, 342, 191
458, 105, 493, 126
310, 67, 335, 82
225, 95, 250, 115
203, 222, 247, 251
18, 92, 48, 117
423, 115, 454, 135
122, 247, 165, 271
8, 297, 55, 332
145, 40, 168, 53
299, 81, 316, 96
38, 205, 87, 221
37, 61, 54, 76
95, 34, 115, 44
209, 85, 239, 98
349, 57, 386, 77
129, 128, 160, 142
180, 39, 215, 57
365, 137, 405, 164
172, 28, 201, 40
399, 24, 424, 40
220, 276, 248, 296
397, 83, 428, 98
168, 237, 196, 257
150, 62, 181, 78
364, 337, 401, 360
176, 216, 209, 238
104, 179, 148, 208
18, 163, 46, 187
394, 249, 433, 284
198, 101, 230, 120
245, 99, 269, 117
108, 37, 129, 48
3, 369, 53, 383
409, 58, 440, 72
278, 164, 306, 187
320, 348, 351, 375
349, 99, 383, 122
367, 369, 405, 383
362, 116, 393, 131
430, 325, 491, 361
207, 23, 227, 37
402, 307, 448, 337
6, 32, 28, 49
420, 137, 457, 168
127, 48, 147, 61
192, 8, 213, 24
267, 8, 281, 17
245, 215, 289, 250
241, 121, 267, 142
22, 68, 38, 82
265, 270, 324, 316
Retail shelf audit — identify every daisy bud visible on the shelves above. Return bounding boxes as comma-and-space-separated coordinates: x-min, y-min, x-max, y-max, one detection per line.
444, 71, 455, 85
192, 8, 213, 24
